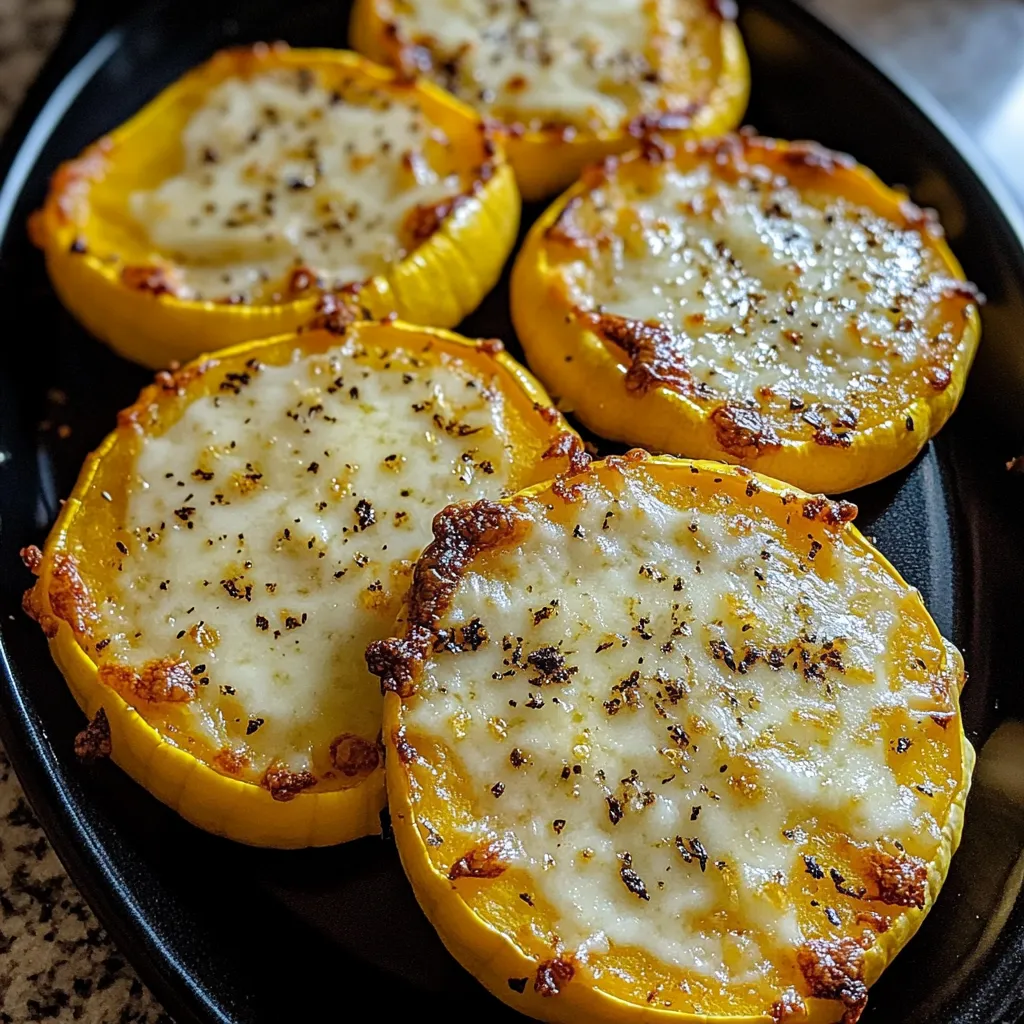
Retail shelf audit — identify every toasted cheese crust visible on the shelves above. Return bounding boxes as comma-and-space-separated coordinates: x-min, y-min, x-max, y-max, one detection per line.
37, 324, 570, 801
129, 66, 475, 302
512, 136, 981, 492
364, 0, 734, 134
375, 455, 971, 1022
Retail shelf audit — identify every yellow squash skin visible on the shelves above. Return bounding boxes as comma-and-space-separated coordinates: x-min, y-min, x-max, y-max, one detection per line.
21, 320, 578, 848
375, 455, 972, 1022
511, 137, 982, 494
30, 45, 520, 369
349, 0, 749, 201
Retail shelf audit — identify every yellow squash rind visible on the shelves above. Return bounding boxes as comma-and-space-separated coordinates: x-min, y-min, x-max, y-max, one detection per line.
24, 320, 576, 848
31, 46, 520, 369
511, 141, 982, 495
349, 0, 750, 201
384, 456, 974, 1022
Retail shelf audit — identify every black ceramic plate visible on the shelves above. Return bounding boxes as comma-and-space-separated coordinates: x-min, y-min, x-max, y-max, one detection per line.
2, 1, 1024, 1021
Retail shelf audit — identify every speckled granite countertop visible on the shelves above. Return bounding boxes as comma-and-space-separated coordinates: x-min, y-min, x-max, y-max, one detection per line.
1, 1, 1022, 1022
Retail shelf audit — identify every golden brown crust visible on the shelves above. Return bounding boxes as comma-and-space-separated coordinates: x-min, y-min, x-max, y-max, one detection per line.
797, 937, 869, 1024
329, 732, 381, 778
854, 911, 890, 934
770, 988, 808, 1023
865, 849, 928, 909
543, 431, 593, 501
45, 553, 99, 636
392, 726, 418, 765
261, 762, 318, 801
401, 195, 466, 248
925, 365, 953, 392
303, 291, 365, 335
545, 197, 590, 249
533, 402, 561, 426
407, 500, 529, 629
19, 545, 43, 574
774, 140, 856, 175
121, 264, 178, 297
534, 957, 575, 997
476, 337, 505, 356
286, 265, 320, 295
625, 108, 699, 140
151, 360, 217, 397
447, 842, 508, 881
577, 310, 706, 398
711, 404, 783, 459
800, 495, 859, 529
20, 585, 48, 632
212, 747, 250, 776
116, 363, 220, 429
366, 499, 529, 697
366, 629, 432, 699
99, 658, 197, 704
37, 138, 111, 229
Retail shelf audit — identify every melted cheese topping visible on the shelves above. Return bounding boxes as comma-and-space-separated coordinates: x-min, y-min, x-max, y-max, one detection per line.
379, 0, 718, 132
400, 463, 965, 1012
93, 342, 514, 790
129, 68, 465, 301
556, 149, 972, 435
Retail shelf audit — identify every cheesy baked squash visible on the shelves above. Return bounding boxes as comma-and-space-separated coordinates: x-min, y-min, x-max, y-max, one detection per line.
349, 0, 749, 200
30, 44, 518, 368
370, 452, 972, 1022
511, 135, 982, 494
21, 320, 577, 848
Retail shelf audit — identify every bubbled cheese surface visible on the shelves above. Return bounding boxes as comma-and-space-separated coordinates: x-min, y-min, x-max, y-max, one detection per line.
377, 0, 719, 133
129, 68, 465, 301
93, 341, 513, 789
399, 461, 966, 1014
556, 150, 972, 436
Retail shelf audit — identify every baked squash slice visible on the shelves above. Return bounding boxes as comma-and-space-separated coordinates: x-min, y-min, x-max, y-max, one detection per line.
21, 319, 577, 848
512, 135, 982, 494
369, 452, 972, 1022
30, 44, 518, 369
349, 0, 749, 200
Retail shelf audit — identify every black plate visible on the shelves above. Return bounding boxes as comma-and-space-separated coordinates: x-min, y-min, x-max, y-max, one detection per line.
3, 1, 1024, 1021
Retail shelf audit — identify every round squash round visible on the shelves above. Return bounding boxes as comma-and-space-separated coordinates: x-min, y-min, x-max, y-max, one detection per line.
21, 319, 580, 848
30, 45, 519, 369
349, 0, 749, 201
511, 135, 982, 494
371, 453, 972, 1022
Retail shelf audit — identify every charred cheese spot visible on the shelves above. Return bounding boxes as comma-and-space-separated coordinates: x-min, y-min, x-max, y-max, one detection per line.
550, 136, 979, 445
448, 841, 509, 880
385, 458, 970, 1018
73, 708, 112, 764
86, 338, 522, 791
129, 67, 469, 302
374, 0, 729, 134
